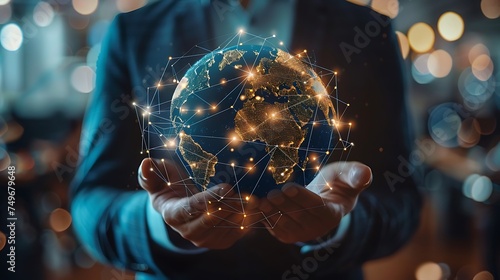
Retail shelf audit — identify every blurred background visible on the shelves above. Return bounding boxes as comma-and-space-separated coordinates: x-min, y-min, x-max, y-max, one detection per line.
0, 0, 499, 279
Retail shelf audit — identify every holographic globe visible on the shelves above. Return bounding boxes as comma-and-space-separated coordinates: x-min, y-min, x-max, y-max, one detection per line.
170, 45, 337, 197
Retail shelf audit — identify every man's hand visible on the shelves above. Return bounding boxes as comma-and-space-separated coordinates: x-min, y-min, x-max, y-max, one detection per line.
138, 158, 260, 249
259, 162, 372, 244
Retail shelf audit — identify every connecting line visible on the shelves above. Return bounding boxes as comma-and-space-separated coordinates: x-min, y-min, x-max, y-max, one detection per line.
137, 30, 355, 229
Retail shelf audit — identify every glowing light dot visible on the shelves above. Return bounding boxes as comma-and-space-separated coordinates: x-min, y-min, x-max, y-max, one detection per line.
157, 83, 161, 87
303, 49, 307, 53
272, 34, 276, 37
167, 182, 171, 186
316, 166, 320, 170
279, 41, 284, 45
245, 196, 250, 201
249, 157, 254, 161
408, 22, 435, 53
438, 12, 464, 41
349, 122, 352, 126
239, 28, 244, 33
168, 56, 172, 60
326, 151, 330, 155
231, 163, 235, 167
132, 102, 136, 106
230, 148, 234, 152
280, 173, 285, 176
207, 212, 210, 215
218, 207, 221, 211
240, 226, 244, 230
244, 214, 247, 217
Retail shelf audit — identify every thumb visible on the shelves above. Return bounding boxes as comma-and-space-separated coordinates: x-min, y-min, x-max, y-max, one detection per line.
343, 162, 372, 192
138, 158, 168, 194
308, 161, 372, 194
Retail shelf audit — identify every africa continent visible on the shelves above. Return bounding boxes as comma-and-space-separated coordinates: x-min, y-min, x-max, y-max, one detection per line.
170, 46, 336, 191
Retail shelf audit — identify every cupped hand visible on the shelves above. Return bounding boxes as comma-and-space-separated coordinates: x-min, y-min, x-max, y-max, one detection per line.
138, 158, 260, 249
258, 162, 372, 244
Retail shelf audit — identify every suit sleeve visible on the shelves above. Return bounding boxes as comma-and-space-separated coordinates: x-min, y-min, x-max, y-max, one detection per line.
70, 14, 197, 275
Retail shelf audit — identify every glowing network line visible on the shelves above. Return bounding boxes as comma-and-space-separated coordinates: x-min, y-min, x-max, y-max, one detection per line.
133, 30, 355, 230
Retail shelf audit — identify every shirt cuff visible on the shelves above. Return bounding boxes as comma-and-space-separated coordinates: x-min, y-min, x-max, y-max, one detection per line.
299, 213, 351, 254
146, 199, 208, 254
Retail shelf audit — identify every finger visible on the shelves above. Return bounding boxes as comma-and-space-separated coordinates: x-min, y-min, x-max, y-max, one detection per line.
139, 158, 199, 196
138, 158, 166, 194
308, 161, 372, 194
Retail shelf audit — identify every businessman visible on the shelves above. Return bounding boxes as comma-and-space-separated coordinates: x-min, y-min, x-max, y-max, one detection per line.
71, 0, 422, 279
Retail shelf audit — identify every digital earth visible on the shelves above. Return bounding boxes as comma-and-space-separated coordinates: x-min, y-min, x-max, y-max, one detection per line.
169, 45, 339, 197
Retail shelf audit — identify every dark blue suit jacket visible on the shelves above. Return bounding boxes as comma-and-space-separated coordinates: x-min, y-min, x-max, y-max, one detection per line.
71, 1, 422, 279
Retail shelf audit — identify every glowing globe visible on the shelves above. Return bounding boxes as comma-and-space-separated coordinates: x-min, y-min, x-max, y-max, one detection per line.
170, 45, 337, 197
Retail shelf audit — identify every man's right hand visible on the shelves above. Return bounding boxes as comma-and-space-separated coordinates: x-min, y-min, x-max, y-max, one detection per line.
138, 158, 260, 250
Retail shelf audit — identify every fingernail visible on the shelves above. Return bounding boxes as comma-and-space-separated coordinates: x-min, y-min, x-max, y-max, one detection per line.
350, 165, 372, 188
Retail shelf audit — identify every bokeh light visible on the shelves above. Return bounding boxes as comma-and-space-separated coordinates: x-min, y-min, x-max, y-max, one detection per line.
408, 22, 435, 53
71, 65, 96, 93
49, 208, 72, 232
468, 43, 490, 64
68, 14, 90, 30
395, 31, 410, 59
428, 49, 453, 78
481, 0, 500, 19
470, 175, 493, 202
371, 0, 399, 18
0, 231, 5, 251
0, 23, 23, 51
473, 271, 495, 280
0, 147, 10, 171
412, 54, 435, 84
463, 174, 481, 198
72, 0, 98, 16
415, 262, 451, 280
116, 0, 147, 13
458, 118, 480, 148
486, 144, 500, 171
437, 12, 464, 41
0, 0, 10, 5
0, 4, 11, 24
428, 103, 462, 147
33, 1, 54, 27
458, 68, 495, 110
471, 54, 494, 81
